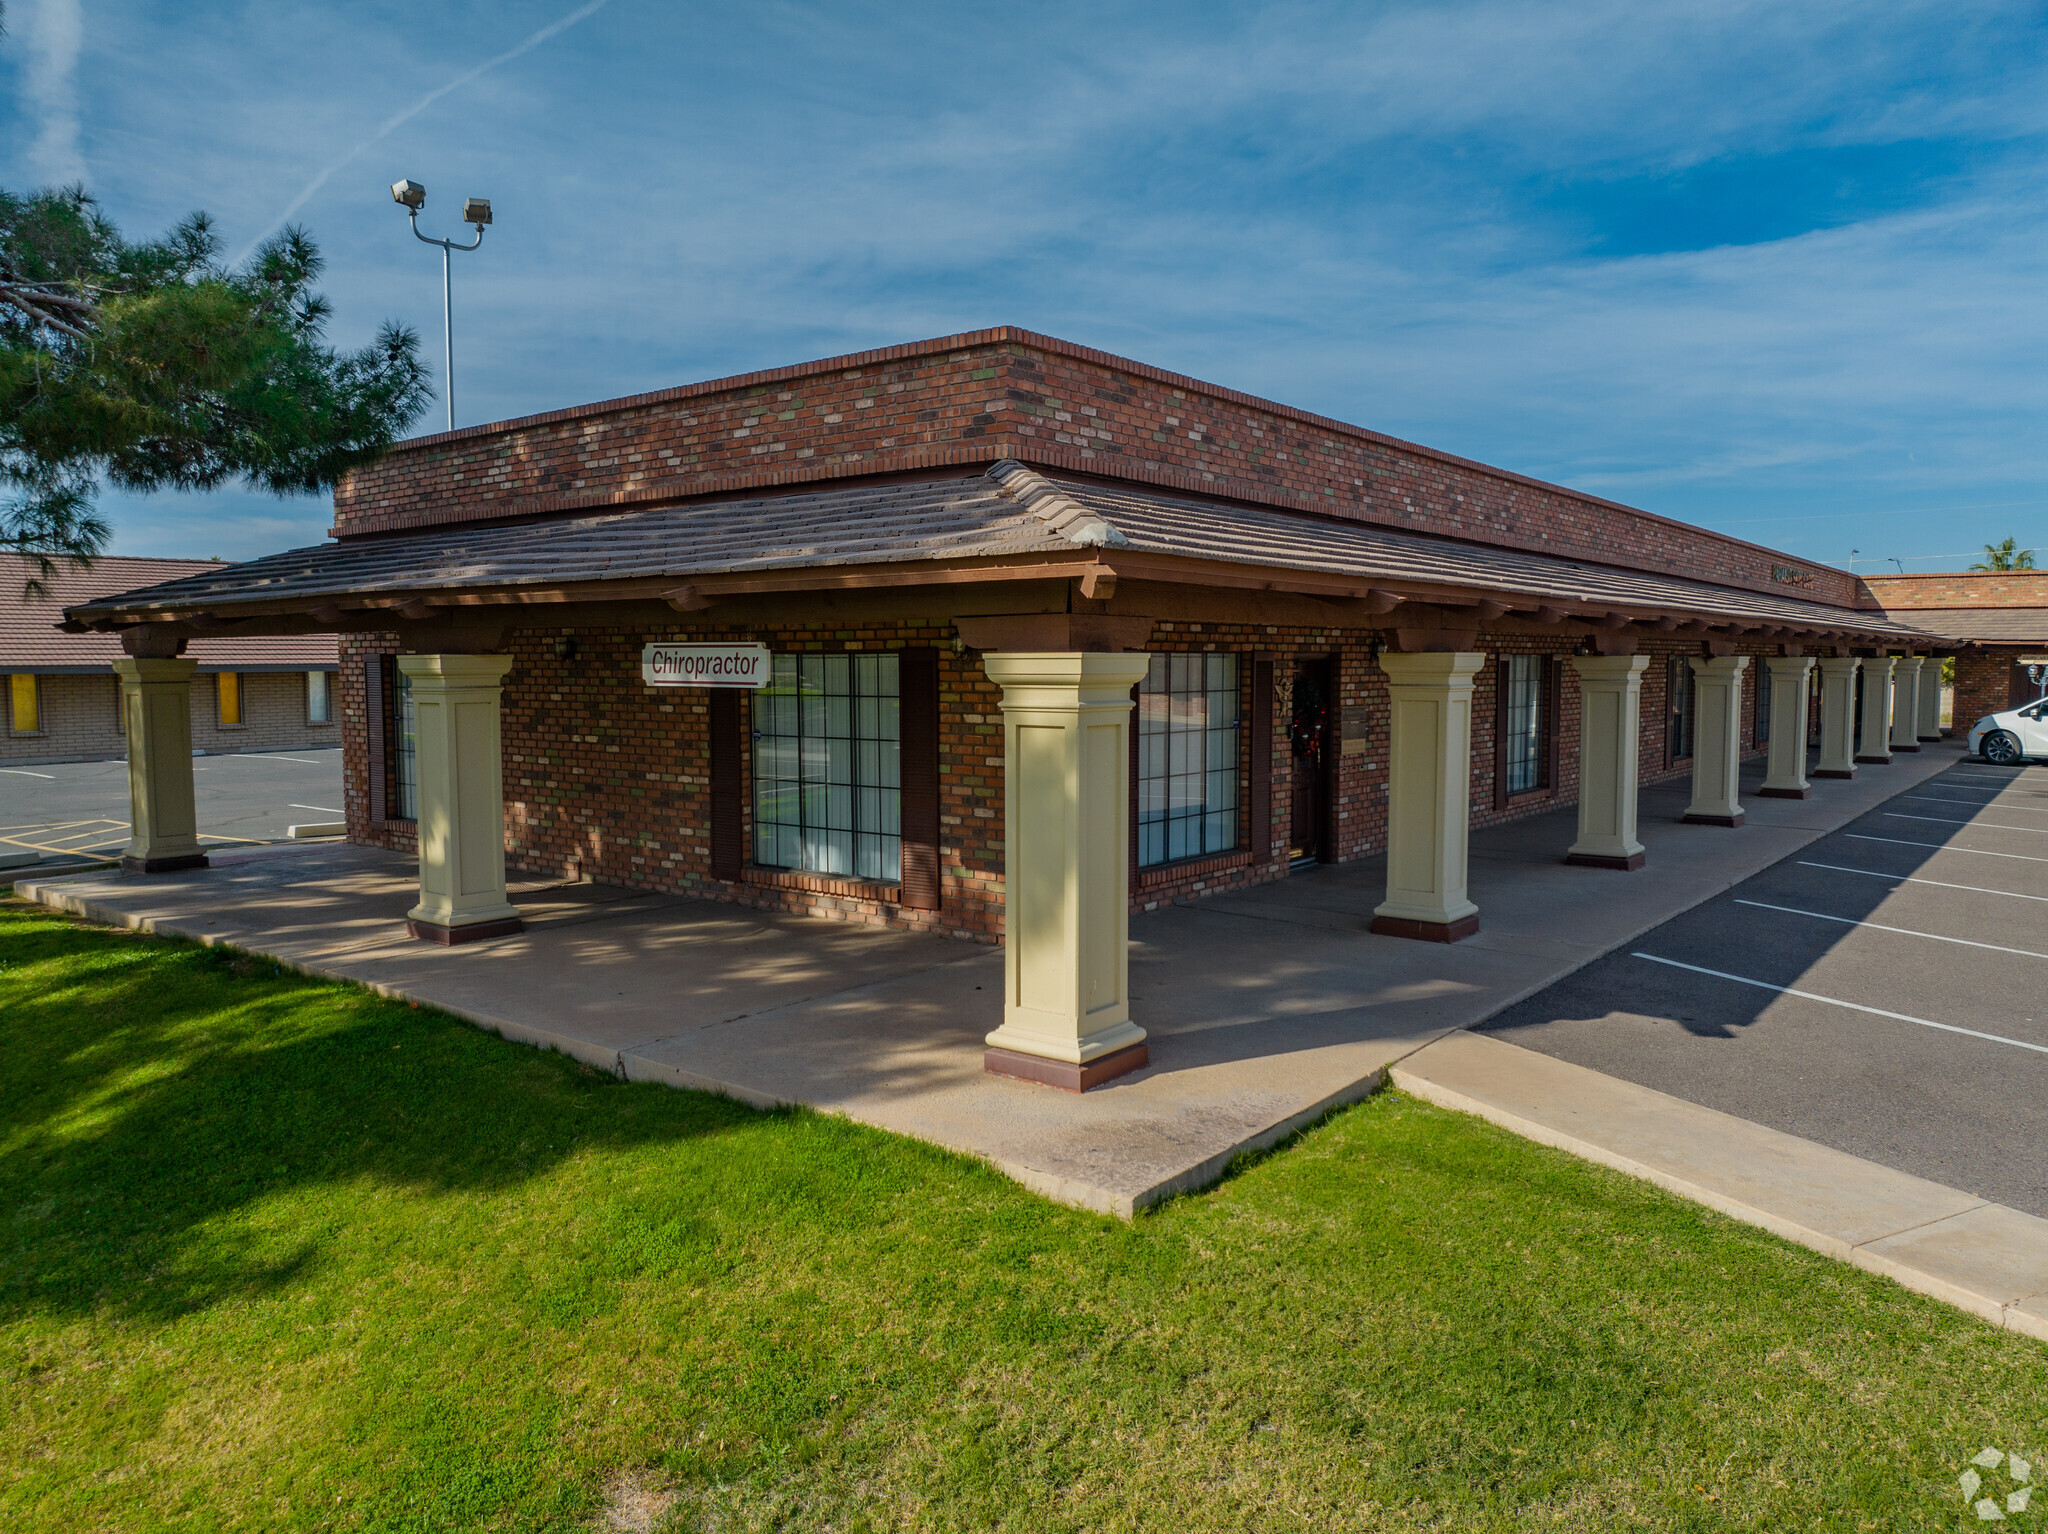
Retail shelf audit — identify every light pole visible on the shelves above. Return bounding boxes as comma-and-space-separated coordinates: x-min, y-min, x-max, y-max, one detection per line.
391, 179, 491, 433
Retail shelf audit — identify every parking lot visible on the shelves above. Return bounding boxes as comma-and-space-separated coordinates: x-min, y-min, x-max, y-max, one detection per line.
1486, 758, 2048, 1216
0, 748, 345, 866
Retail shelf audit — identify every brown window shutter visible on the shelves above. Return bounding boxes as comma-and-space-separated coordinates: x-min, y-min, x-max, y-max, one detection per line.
1249, 657, 1274, 860
1492, 654, 1509, 811
1544, 655, 1562, 791
365, 654, 388, 824
709, 689, 743, 882
898, 646, 942, 911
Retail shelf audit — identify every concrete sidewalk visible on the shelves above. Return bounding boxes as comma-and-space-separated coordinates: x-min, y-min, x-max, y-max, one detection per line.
15, 742, 1966, 1217
1394, 1029, 2048, 1341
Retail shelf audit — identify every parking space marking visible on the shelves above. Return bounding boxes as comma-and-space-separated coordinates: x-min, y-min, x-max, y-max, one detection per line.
1798, 860, 2048, 903
1885, 812, 2048, 833
1901, 793, 2048, 813
290, 804, 343, 814
1633, 953, 2048, 1057
1731, 897, 2048, 959
1847, 833, 2048, 862
0, 769, 54, 778
234, 755, 330, 766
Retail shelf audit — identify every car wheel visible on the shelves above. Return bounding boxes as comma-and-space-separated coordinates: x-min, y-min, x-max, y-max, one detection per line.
1982, 730, 2023, 765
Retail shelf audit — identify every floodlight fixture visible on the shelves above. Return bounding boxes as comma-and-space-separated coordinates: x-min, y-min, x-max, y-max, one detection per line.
392, 174, 492, 433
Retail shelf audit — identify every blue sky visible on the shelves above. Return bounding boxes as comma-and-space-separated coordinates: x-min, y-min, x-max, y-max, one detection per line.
5, 0, 2046, 573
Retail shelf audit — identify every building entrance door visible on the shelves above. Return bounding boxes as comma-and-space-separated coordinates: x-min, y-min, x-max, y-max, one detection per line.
1288, 657, 1332, 866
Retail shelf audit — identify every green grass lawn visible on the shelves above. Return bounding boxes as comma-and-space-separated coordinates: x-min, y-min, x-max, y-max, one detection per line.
2, 899, 2043, 1532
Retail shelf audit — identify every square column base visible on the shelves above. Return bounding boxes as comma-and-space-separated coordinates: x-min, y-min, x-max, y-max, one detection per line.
1564, 850, 1646, 871
120, 852, 210, 875
1854, 754, 1893, 765
1370, 912, 1481, 943
1812, 768, 1856, 779
1919, 733, 1944, 742
1890, 743, 1921, 753
407, 915, 525, 946
1755, 786, 1810, 799
984, 1041, 1149, 1092
1682, 810, 1745, 827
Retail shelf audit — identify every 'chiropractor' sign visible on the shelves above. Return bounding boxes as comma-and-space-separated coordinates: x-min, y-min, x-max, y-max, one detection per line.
641, 642, 771, 689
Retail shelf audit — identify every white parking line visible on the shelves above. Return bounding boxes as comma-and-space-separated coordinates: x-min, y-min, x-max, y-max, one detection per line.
1732, 898, 2048, 959
244, 756, 330, 766
1886, 812, 2048, 833
1799, 860, 2048, 903
290, 804, 344, 814
0, 769, 54, 778
1845, 833, 2048, 863
1901, 795, 2048, 814
1633, 953, 2048, 1057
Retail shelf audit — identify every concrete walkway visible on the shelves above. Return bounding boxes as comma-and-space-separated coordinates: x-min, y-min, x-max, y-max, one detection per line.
15, 743, 1967, 1218
1394, 1029, 2048, 1341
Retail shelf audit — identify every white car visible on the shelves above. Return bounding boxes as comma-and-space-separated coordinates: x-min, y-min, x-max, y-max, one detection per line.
1970, 698, 2048, 765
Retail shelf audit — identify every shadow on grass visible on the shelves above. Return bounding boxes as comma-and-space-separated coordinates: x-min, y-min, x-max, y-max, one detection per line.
0, 903, 769, 1327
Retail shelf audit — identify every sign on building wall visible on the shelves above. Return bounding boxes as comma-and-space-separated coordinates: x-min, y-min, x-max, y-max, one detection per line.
641, 642, 771, 688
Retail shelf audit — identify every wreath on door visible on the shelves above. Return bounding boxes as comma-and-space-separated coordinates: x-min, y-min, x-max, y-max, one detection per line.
1289, 678, 1327, 760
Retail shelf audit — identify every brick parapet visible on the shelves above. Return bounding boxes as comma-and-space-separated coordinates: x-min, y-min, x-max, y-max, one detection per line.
332, 328, 1856, 608
1862, 571, 2048, 611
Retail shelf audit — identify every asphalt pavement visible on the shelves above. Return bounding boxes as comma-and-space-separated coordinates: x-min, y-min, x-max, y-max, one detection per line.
0, 747, 345, 866
1485, 757, 2048, 1217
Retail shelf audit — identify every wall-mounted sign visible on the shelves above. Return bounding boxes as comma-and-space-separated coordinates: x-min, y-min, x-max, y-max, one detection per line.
641, 641, 771, 688
1770, 564, 1817, 589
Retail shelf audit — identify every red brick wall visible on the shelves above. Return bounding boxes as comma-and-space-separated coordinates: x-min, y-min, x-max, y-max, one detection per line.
1863, 571, 2048, 610
333, 329, 1857, 607
1952, 652, 2023, 738
340, 622, 1777, 939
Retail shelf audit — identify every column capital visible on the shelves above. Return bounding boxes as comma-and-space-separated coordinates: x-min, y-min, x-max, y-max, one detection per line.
1376, 650, 1485, 686
396, 652, 514, 689
1567, 653, 1651, 683
1818, 654, 1862, 675
982, 650, 1150, 700
112, 656, 199, 684
1688, 653, 1751, 680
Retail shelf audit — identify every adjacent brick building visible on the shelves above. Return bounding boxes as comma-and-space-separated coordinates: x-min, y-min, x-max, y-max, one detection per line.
2, 555, 339, 766
1861, 570, 2048, 733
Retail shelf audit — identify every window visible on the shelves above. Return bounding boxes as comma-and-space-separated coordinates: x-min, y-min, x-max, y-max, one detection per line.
1138, 653, 1239, 867
752, 652, 900, 882
1754, 657, 1773, 744
1668, 657, 1695, 761
307, 670, 331, 724
393, 665, 419, 820
216, 671, 242, 727
1501, 654, 1546, 795
9, 673, 39, 734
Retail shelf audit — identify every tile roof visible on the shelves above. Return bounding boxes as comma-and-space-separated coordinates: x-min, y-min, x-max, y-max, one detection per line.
1884, 608, 2048, 646
63, 465, 1934, 640
2, 555, 338, 670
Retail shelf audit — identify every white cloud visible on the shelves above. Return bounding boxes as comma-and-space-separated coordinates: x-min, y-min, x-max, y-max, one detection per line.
18, 0, 86, 185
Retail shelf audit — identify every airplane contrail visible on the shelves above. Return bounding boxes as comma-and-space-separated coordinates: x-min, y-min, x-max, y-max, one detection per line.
236, 0, 613, 260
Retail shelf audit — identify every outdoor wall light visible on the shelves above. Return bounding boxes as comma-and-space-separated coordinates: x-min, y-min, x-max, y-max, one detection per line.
554, 637, 578, 662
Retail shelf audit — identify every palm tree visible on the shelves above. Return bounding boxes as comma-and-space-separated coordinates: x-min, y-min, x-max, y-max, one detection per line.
1970, 537, 2038, 571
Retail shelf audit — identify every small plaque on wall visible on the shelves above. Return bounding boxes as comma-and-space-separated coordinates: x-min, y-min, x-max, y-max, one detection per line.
1339, 706, 1373, 738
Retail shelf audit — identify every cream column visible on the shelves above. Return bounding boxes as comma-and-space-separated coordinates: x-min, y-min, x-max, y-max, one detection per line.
1564, 654, 1649, 870
1890, 655, 1924, 752
1857, 653, 1897, 764
1370, 650, 1484, 941
1814, 656, 1860, 779
1918, 655, 1946, 740
396, 653, 523, 944
1758, 654, 1816, 799
1683, 655, 1749, 826
113, 657, 208, 874
981, 651, 1152, 1091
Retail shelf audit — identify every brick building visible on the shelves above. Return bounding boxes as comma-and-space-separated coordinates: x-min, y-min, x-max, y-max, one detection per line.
1860, 571, 2048, 733
61, 329, 1964, 1089
2, 555, 338, 766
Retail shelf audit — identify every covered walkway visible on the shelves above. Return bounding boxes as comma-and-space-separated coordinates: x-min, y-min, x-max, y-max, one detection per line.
18, 741, 1963, 1216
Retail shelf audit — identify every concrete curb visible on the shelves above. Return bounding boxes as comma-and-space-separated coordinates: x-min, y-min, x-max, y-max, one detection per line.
1392, 1030, 2048, 1339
